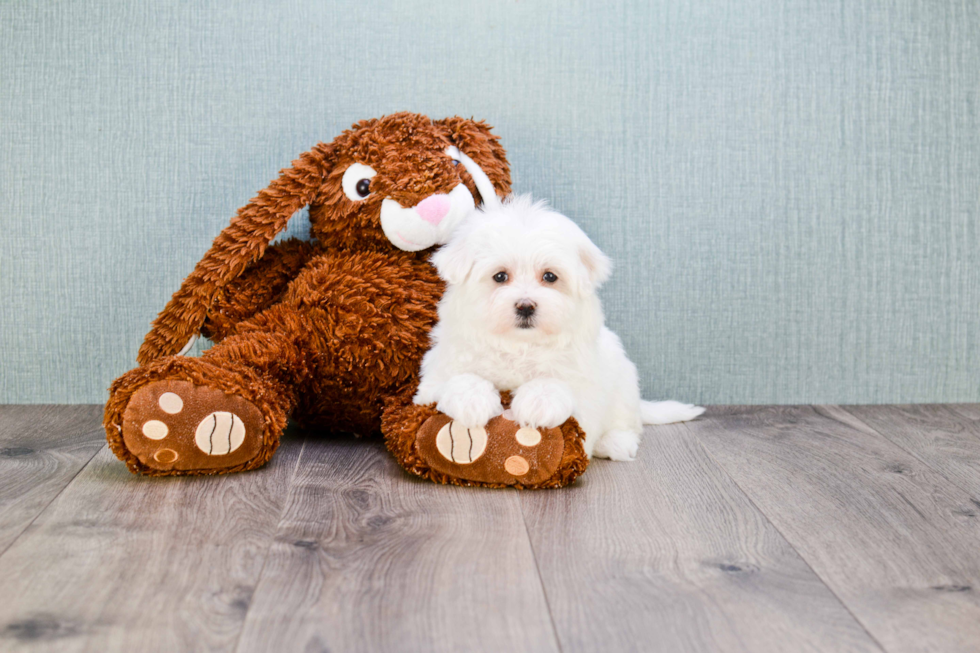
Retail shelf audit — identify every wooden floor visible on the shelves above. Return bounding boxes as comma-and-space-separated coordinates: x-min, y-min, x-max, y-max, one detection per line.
1, 405, 978, 652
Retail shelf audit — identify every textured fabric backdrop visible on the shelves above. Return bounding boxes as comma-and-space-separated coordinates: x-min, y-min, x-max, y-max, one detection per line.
1, 0, 977, 404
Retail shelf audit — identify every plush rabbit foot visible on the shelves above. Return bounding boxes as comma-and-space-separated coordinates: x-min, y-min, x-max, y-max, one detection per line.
105, 356, 291, 476
417, 412, 572, 486
382, 392, 589, 489
120, 380, 267, 473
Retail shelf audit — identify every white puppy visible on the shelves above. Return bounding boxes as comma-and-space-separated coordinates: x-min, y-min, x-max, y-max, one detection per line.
414, 194, 703, 461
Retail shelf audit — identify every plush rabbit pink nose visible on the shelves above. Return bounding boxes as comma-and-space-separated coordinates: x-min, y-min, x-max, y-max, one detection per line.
415, 194, 451, 225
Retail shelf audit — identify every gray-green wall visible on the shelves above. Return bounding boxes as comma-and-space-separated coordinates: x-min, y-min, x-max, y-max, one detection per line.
2, 0, 978, 404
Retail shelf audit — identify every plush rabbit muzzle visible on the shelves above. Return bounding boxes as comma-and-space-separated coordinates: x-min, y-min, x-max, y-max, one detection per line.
377, 145, 502, 252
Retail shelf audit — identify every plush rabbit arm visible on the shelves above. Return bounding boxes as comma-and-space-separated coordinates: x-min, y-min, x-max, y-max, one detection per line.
137, 144, 333, 365
199, 237, 317, 343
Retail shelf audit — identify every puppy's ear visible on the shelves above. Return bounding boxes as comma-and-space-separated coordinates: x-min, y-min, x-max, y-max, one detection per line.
578, 237, 613, 291
137, 143, 336, 364
435, 117, 511, 204
430, 232, 476, 286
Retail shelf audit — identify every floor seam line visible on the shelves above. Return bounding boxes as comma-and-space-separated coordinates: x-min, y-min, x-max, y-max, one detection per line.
0, 436, 105, 560
832, 405, 980, 499
231, 434, 309, 653
519, 495, 565, 653
685, 413, 890, 653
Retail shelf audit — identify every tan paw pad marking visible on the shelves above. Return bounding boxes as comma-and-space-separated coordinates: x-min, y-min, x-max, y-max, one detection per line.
142, 420, 169, 440
435, 421, 487, 464
504, 455, 530, 476
515, 427, 542, 447
158, 392, 183, 414
194, 412, 246, 455
154, 449, 178, 464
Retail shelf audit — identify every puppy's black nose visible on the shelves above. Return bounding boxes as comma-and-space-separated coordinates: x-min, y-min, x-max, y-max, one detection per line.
515, 301, 536, 319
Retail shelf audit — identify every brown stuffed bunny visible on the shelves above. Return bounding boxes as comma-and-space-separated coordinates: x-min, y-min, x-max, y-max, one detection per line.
104, 112, 588, 488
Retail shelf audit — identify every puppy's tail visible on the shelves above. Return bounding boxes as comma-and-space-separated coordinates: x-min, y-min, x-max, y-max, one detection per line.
640, 400, 705, 425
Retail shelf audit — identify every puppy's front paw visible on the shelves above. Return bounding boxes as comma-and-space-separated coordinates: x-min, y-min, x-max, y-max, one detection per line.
593, 430, 640, 461
511, 378, 575, 429
436, 374, 503, 428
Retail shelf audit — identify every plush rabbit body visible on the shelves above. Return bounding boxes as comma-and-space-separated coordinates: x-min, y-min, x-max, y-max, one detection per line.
105, 113, 590, 487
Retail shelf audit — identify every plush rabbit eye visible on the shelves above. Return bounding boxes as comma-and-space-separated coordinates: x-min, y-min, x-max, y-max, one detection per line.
493, 271, 508, 283
342, 163, 377, 202
542, 271, 558, 283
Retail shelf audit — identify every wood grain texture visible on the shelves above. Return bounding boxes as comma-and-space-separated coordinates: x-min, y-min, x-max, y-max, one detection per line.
0, 430, 304, 653
0, 405, 105, 554
236, 437, 559, 653
520, 421, 882, 653
4, 405, 980, 652
690, 406, 980, 653
833, 404, 980, 495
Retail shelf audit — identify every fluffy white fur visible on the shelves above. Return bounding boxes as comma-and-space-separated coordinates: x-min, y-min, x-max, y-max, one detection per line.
414, 195, 704, 461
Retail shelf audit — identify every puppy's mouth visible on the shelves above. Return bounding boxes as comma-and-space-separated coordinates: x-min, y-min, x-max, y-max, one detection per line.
516, 317, 535, 330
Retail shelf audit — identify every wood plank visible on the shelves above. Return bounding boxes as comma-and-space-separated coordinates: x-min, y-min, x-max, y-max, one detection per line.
520, 421, 882, 653
690, 406, 980, 653
236, 437, 559, 653
948, 404, 980, 423
0, 405, 105, 554
834, 405, 980, 496
0, 430, 305, 652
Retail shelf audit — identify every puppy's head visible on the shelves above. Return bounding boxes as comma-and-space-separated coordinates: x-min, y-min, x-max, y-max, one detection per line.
431, 195, 611, 340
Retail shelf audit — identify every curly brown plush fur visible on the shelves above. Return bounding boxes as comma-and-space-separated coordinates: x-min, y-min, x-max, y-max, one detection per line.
105, 112, 588, 488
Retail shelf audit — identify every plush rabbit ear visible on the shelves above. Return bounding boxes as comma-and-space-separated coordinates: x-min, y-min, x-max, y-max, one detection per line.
435, 117, 511, 205
446, 145, 501, 210
137, 143, 335, 365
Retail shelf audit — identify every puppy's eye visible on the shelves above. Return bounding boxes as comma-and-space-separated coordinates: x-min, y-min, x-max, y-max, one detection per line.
342, 162, 377, 202
492, 271, 508, 283
542, 271, 558, 283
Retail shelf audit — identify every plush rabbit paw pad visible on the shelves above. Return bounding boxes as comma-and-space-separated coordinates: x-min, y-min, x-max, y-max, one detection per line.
121, 380, 265, 472
416, 411, 565, 486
